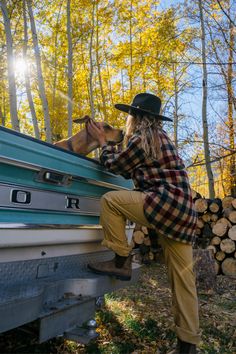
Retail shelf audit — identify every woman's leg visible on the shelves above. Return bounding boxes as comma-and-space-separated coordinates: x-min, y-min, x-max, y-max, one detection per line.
158, 235, 201, 345
88, 190, 152, 280
100, 190, 152, 256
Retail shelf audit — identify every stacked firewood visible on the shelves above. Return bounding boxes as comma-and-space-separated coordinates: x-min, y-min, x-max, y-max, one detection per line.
193, 193, 236, 276
131, 225, 162, 265
131, 193, 236, 276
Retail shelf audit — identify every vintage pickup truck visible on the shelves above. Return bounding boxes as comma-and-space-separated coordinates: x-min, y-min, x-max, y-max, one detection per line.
0, 126, 140, 343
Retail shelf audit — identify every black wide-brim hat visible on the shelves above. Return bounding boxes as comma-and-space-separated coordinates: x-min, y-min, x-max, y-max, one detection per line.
115, 92, 172, 122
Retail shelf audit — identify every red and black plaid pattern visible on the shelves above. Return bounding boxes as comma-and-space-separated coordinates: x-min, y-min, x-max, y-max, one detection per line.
100, 130, 197, 244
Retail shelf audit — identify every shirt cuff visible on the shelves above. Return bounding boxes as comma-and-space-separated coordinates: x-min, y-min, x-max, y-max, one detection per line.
101, 143, 108, 149
101, 143, 115, 152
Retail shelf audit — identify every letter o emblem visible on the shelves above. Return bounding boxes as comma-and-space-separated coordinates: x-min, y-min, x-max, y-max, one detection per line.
11, 190, 31, 204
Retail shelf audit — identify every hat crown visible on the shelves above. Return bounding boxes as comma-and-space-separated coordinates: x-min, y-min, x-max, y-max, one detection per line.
114, 92, 172, 121
131, 93, 161, 115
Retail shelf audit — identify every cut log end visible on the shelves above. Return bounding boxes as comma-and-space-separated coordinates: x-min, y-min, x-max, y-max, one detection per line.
222, 196, 234, 210
228, 225, 236, 241
231, 198, 236, 210
228, 210, 236, 224
194, 198, 209, 213
221, 258, 236, 276
209, 198, 222, 214
132, 230, 145, 245
197, 218, 205, 229
210, 236, 221, 246
220, 238, 236, 254
212, 222, 228, 237
215, 251, 226, 262
141, 226, 149, 235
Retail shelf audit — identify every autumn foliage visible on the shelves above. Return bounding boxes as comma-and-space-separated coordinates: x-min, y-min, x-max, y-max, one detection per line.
0, 0, 235, 197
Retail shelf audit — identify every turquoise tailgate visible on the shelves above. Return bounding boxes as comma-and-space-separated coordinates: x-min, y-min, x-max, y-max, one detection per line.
0, 127, 133, 225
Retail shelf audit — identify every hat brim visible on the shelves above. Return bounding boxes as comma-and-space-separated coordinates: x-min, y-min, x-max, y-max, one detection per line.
114, 104, 172, 122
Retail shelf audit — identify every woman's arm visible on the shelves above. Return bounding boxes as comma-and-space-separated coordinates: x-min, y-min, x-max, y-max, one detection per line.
87, 120, 145, 177
100, 135, 146, 177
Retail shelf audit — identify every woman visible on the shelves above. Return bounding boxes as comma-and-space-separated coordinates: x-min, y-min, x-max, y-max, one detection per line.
88, 93, 200, 354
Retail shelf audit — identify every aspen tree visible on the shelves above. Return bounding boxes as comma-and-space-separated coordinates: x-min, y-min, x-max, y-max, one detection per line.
22, 0, 40, 139
198, 0, 215, 198
0, 0, 19, 131
67, 0, 73, 137
26, 0, 52, 142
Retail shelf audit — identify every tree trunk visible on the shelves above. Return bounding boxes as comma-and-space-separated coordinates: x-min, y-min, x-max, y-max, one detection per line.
89, 1, 96, 119
140, 35, 146, 91
67, 0, 73, 137
95, 1, 107, 121
173, 64, 179, 149
80, 41, 91, 108
227, 4, 235, 195
0, 0, 19, 131
27, 0, 52, 142
129, 0, 133, 96
198, 0, 215, 198
121, 69, 125, 100
23, 0, 40, 139
96, 2, 108, 121
0, 108, 4, 126
207, 1, 235, 198
104, 50, 114, 106
52, 1, 63, 138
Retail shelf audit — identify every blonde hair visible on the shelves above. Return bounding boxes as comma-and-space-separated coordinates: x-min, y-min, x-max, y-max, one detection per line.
125, 114, 162, 159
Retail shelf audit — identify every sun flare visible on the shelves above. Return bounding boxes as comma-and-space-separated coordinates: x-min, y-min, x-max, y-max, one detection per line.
14, 58, 28, 79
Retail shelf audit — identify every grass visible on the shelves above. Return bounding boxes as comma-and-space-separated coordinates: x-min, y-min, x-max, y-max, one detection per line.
0, 263, 235, 353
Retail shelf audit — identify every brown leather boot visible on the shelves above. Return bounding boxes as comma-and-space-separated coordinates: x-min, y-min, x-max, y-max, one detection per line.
87, 254, 132, 281
168, 338, 197, 354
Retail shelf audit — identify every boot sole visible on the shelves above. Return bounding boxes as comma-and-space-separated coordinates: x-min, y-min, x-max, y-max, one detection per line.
87, 265, 131, 281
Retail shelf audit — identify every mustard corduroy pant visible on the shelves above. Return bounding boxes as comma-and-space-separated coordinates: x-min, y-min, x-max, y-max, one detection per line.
100, 190, 201, 345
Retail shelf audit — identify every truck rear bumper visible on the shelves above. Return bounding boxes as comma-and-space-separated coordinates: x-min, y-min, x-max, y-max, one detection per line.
0, 252, 141, 340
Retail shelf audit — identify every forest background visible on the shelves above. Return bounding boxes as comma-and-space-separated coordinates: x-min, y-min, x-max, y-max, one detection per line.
0, 0, 235, 199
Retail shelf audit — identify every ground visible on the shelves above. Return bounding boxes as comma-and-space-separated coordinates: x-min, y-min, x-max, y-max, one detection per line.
0, 263, 235, 354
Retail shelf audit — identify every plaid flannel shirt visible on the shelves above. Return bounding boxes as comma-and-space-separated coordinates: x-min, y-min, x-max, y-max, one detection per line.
100, 129, 197, 244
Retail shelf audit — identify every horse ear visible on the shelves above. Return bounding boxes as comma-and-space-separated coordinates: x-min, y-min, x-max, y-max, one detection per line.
73, 115, 92, 124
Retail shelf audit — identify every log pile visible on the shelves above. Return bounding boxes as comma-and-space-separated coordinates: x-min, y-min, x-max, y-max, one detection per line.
193, 194, 236, 276
131, 225, 163, 265
131, 193, 236, 277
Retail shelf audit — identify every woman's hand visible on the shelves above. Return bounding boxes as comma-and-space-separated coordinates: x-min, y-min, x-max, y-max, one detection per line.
87, 120, 106, 147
